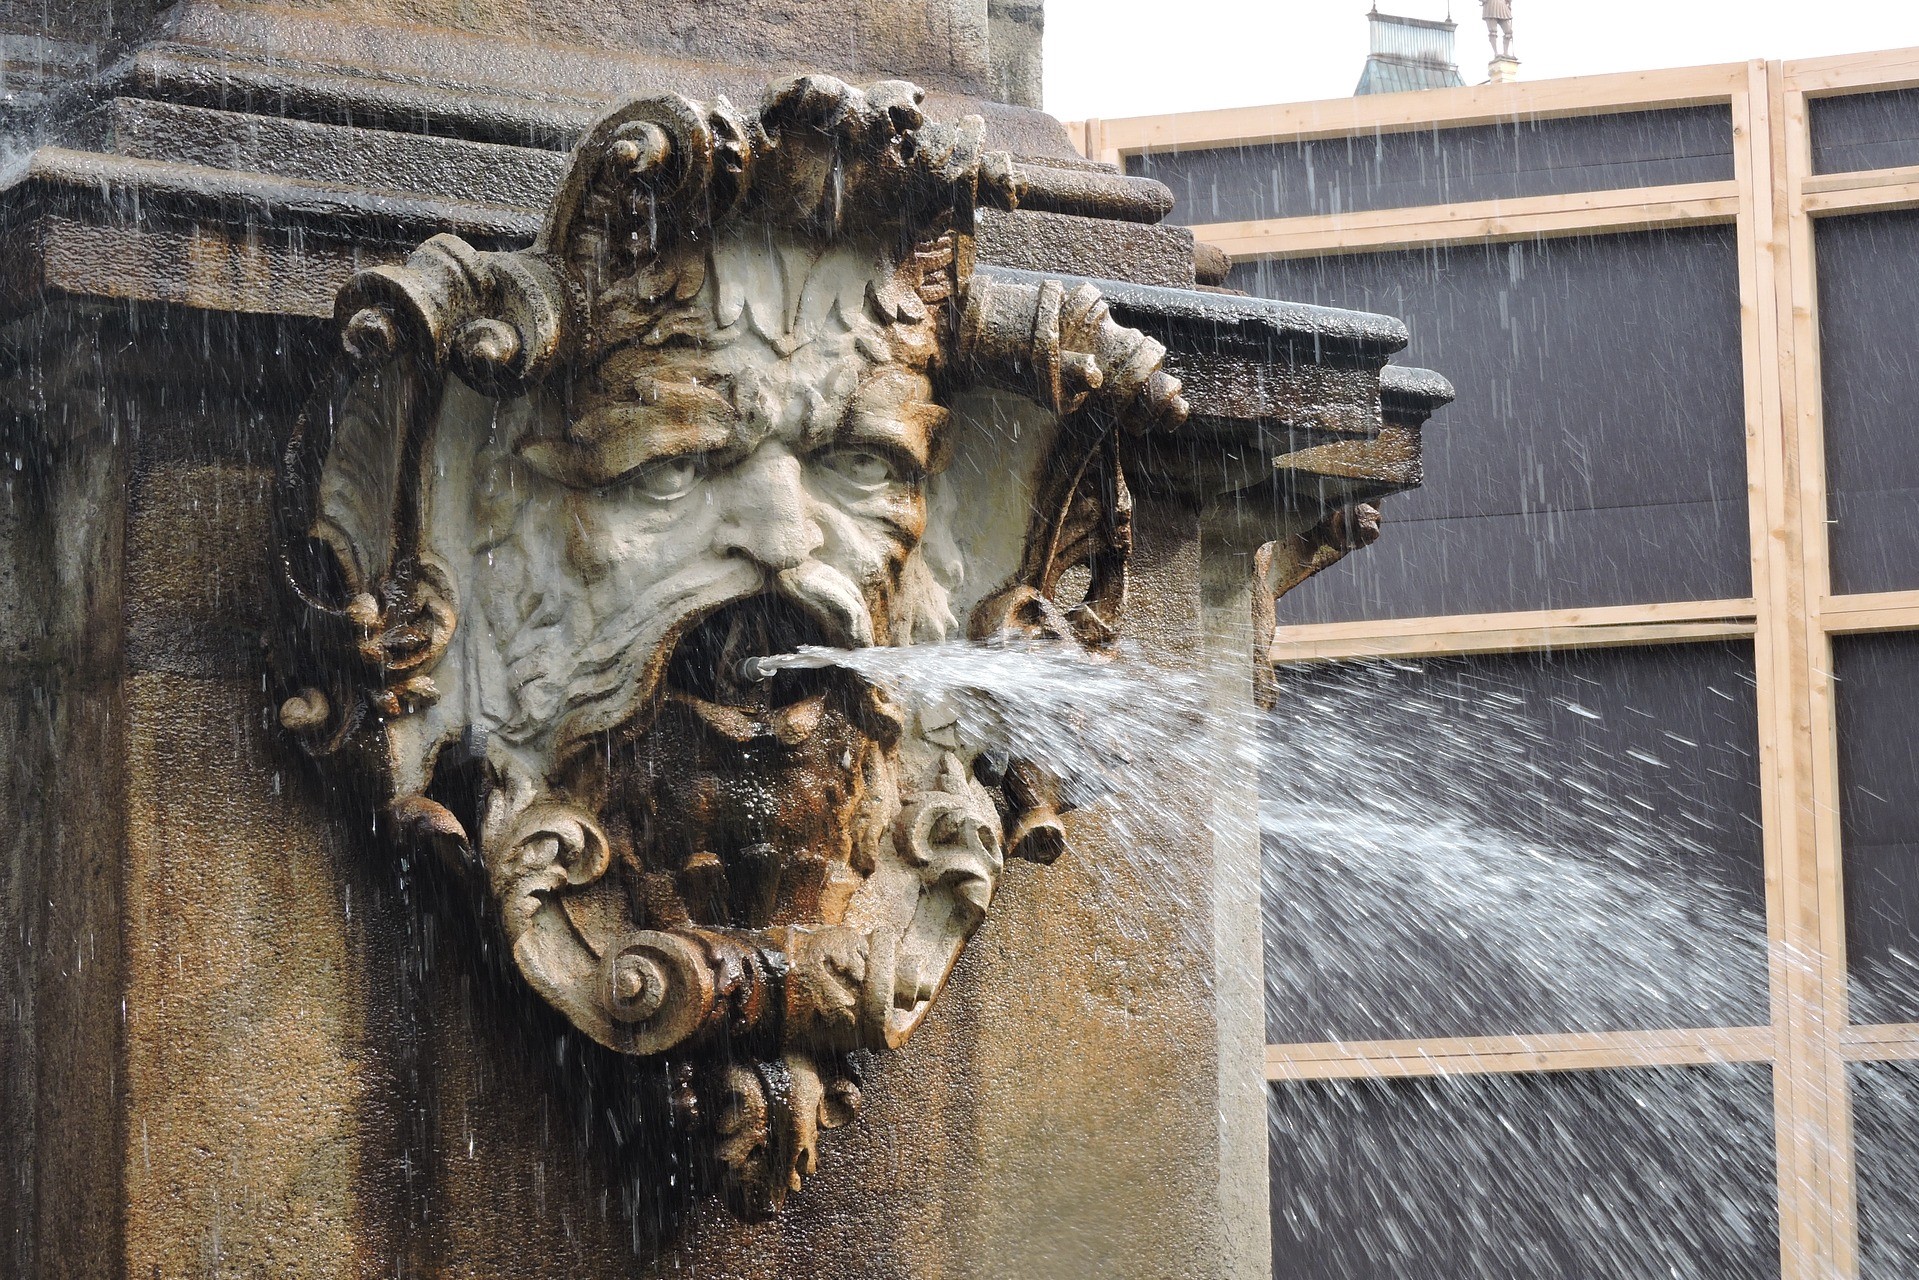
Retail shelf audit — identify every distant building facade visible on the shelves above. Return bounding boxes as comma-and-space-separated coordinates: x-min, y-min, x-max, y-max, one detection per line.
1076, 46, 1919, 1280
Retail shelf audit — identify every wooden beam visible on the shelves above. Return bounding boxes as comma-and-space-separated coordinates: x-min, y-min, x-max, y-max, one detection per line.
1730, 59, 1851, 1280
1269, 599, 1757, 664
1273, 620, 1757, 664
1193, 183, 1742, 261
1819, 590, 1919, 634
1064, 117, 1119, 166
1840, 1024, 1919, 1061
1745, 60, 1815, 1280
1781, 46, 1919, 97
1095, 62, 1749, 156
1062, 118, 1090, 160
1265, 1027, 1776, 1082
1766, 62, 1862, 1279
1800, 163, 1919, 197
1805, 179, 1919, 218
1276, 598, 1758, 641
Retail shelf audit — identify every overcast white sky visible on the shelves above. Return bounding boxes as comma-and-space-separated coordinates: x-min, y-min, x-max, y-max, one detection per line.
1044, 1, 1919, 120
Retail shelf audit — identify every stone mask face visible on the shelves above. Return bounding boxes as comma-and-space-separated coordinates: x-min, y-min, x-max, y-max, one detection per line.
475, 231, 954, 760
275, 77, 1185, 1217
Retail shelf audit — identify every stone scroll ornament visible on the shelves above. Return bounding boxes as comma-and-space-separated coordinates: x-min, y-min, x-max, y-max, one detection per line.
273, 77, 1185, 1217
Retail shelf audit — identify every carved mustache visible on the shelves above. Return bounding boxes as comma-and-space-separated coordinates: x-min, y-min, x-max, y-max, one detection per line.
773, 561, 875, 650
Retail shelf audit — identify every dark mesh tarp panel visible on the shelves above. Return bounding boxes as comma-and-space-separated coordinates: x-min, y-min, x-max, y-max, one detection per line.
1238, 230, 1751, 623
1851, 1060, 1919, 1279
1816, 211, 1919, 597
1810, 89, 1919, 175
1130, 108, 1733, 224
1834, 632, 1919, 1023
1263, 643, 1767, 1044
1268, 1065, 1779, 1280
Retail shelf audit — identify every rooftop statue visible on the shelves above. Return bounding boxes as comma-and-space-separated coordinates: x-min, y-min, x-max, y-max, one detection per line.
1481, 0, 1515, 59
273, 74, 1186, 1217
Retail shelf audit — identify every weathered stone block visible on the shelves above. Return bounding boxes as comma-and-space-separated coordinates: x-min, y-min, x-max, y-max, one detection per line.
976, 206, 1198, 288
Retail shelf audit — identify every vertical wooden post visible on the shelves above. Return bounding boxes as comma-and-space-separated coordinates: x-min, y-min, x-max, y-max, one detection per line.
1779, 55, 1862, 1279
1736, 55, 1829, 1280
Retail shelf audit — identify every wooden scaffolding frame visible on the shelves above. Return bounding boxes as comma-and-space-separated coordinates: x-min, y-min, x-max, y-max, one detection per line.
1075, 47, 1919, 1280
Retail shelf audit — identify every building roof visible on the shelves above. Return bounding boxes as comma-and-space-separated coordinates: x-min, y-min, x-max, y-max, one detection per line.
1355, 11, 1465, 95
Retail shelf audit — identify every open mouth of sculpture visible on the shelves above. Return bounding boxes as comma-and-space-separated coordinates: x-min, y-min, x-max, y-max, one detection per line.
663, 594, 845, 710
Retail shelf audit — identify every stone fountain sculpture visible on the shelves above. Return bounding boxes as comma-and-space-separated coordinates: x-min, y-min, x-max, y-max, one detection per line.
275, 76, 1188, 1214
0, 1, 1453, 1269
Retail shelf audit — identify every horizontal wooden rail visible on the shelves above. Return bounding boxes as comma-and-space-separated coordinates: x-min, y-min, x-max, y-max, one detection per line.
1266, 1026, 1776, 1082
1803, 171, 1919, 218
1192, 182, 1742, 260
1270, 598, 1757, 664
1819, 590, 1919, 635
1781, 45, 1919, 97
1078, 62, 1749, 160
1800, 164, 1919, 198
1071, 46, 1919, 166
1840, 1023, 1919, 1062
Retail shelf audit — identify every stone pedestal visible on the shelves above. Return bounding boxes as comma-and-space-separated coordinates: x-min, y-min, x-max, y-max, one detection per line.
0, 6, 1448, 1277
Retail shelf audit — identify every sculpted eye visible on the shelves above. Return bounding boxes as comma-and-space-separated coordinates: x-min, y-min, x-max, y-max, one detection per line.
627, 455, 703, 501
818, 449, 900, 489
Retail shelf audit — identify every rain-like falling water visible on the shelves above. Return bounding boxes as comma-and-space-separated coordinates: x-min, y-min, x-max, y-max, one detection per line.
1258, 655, 1780, 1279
1261, 655, 1769, 1041
748, 638, 1853, 1278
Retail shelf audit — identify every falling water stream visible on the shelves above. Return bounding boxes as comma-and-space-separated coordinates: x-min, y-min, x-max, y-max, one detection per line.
744, 638, 1918, 1278
749, 641, 1769, 1031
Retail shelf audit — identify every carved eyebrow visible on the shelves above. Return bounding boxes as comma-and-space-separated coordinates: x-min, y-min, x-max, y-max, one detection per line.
834, 400, 950, 475
518, 378, 742, 488
623, 374, 739, 427
822, 366, 950, 474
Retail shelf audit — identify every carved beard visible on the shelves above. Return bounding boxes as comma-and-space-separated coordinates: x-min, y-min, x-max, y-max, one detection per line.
606, 593, 904, 935
522, 592, 912, 1220
461, 452, 995, 1218
560, 591, 901, 940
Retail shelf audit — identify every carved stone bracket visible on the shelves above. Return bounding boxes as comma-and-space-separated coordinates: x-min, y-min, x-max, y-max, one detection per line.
1251, 364, 1456, 707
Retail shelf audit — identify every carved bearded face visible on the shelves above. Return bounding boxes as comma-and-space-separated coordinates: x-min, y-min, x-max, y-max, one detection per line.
392, 231, 989, 1215
465, 232, 954, 763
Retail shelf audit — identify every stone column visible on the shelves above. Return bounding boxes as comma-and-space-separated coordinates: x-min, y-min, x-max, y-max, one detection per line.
1, 307, 388, 1277
2, 351, 129, 1280
1200, 532, 1280, 1280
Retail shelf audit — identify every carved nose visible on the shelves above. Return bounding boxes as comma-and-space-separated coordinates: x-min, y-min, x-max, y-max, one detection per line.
713, 450, 823, 572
